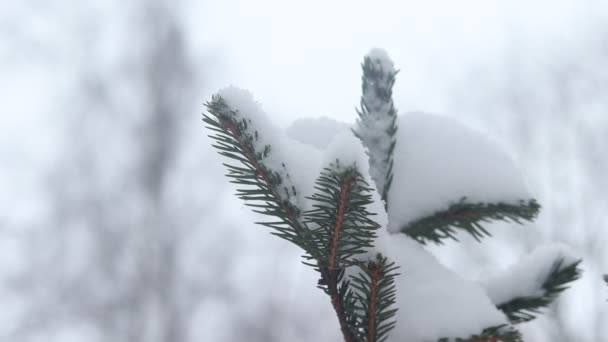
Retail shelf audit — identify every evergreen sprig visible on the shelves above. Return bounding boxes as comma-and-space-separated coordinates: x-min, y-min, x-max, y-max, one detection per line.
203, 95, 306, 248
204, 49, 582, 341
496, 258, 582, 324
304, 163, 381, 267
354, 52, 399, 206
205, 92, 402, 342
402, 198, 541, 245
306, 163, 399, 342
350, 254, 400, 342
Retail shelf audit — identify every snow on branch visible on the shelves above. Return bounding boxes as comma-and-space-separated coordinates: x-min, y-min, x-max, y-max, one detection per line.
480, 244, 582, 324
203, 88, 306, 246
354, 48, 399, 206
387, 112, 538, 244
373, 231, 510, 341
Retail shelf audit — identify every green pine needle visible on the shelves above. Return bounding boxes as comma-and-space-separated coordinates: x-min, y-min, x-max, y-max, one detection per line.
304, 163, 380, 267
497, 258, 582, 324
402, 198, 540, 245
349, 254, 400, 342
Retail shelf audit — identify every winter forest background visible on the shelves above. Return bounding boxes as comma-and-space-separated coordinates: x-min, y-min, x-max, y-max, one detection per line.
1, 0, 607, 341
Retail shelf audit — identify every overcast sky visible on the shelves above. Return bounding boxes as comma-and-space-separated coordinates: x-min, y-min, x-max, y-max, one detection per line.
190, 0, 608, 127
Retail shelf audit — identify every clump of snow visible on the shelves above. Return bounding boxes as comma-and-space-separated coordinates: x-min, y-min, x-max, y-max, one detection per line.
286, 116, 351, 150
324, 132, 369, 173
479, 243, 579, 307
217, 86, 280, 158
320, 132, 388, 219
387, 112, 530, 233
355, 229, 509, 341
366, 48, 396, 74
279, 138, 325, 211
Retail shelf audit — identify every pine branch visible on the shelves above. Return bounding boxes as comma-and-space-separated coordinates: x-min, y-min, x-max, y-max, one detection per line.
350, 254, 399, 342
354, 49, 398, 207
304, 163, 380, 268
203, 95, 308, 248
318, 267, 359, 342
307, 163, 385, 342
438, 325, 522, 342
496, 258, 582, 324
402, 198, 540, 245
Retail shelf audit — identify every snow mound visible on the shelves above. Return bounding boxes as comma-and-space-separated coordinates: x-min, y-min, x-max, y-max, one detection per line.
480, 243, 579, 306
387, 112, 530, 233
367, 47, 396, 74
286, 117, 351, 150
373, 229, 508, 341
324, 132, 368, 171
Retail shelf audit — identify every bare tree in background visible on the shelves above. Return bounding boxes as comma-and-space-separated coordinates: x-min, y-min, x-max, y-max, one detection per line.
4, 1, 213, 341
2, 2, 327, 341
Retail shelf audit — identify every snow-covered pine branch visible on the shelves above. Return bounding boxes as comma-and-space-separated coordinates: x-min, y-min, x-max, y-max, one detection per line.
480, 244, 582, 324
205, 91, 400, 342
354, 48, 398, 206
203, 88, 307, 247
203, 49, 583, 342
386, 112, 540, 244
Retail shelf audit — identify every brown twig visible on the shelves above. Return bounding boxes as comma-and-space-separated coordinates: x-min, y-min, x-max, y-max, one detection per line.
222, 119, 299, 225
327, 176, 355, 342
366, 262, 384, 342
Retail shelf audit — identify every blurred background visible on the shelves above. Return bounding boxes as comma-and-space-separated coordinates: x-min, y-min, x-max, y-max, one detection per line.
1, 0, 607, 341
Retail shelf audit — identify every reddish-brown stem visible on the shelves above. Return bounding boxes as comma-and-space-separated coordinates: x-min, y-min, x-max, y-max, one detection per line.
223, 120, 298, 224
326, 176, 355, 342
367, 262, 384, 342
329, 177, 353, 271
327, 270, 354, 342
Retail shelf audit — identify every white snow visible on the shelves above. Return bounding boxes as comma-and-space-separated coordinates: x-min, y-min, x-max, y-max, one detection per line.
387, 112, 530, 233
324, 132, 369, 173
217, 87, 324, 208
479, 243, 579, 306
366, 48, 396, 75
355, 228, 509, 341
355, 48, 398, 196
286, 116, 351, 150
218, 86, 281, 159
